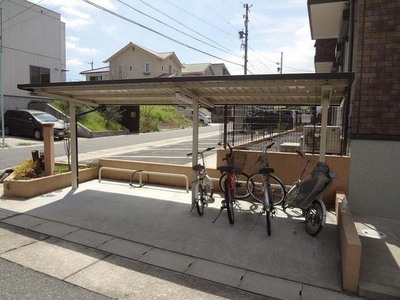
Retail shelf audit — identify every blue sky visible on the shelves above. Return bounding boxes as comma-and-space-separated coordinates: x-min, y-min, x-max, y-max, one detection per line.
38, 0, 315, 81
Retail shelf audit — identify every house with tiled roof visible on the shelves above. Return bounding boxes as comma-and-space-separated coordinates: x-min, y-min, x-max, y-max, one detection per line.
182, 63, 230, 77
80, 66, 110, 81
103, 42, 183, 80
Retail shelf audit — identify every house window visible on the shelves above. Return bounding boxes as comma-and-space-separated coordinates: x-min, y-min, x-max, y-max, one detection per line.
161, 65, 165, 72
118, 64, 123, 74
144, 62, 150, 74
89, 76, 102, 81
30, 65, 50, 84
129, 65, 133, 72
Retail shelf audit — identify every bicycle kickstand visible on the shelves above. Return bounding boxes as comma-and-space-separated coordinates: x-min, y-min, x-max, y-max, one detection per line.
212, 203, 226, 223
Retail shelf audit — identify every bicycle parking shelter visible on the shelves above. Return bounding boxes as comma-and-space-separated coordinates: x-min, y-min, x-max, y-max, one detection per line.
18, 73, 353, 204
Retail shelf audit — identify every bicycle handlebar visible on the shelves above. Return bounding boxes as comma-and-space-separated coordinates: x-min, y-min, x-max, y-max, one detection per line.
266, 142, 275, 149
186, 146, 216, 157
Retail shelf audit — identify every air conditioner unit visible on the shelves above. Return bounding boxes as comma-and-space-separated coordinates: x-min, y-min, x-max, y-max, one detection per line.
301, 125, 341, 154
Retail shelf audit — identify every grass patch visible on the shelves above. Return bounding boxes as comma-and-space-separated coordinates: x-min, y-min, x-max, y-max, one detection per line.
140, 105, 191, 132
52, 101, 192, 133
51, 101, 122, 131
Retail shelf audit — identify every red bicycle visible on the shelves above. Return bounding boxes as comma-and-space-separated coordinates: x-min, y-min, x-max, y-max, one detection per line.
215, 143, 237, 224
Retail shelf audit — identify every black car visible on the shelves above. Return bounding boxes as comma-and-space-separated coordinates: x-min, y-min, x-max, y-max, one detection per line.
244, 110, 294, 130
4, 109, 67, 140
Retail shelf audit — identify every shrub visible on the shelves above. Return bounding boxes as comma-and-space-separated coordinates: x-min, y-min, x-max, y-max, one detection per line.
13, 160, 42, 180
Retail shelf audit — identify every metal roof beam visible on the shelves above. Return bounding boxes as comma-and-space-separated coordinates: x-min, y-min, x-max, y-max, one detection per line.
177, 88, 214, 108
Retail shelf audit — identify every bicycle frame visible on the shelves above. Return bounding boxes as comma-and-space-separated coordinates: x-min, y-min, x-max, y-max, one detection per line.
282, 150, 332, 236
187, 147, 215, 216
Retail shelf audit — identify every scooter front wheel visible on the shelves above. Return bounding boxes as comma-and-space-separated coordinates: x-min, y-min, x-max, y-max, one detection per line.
305, 200, 325, 236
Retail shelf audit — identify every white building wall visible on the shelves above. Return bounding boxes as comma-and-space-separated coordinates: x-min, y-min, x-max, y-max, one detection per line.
1, 0, 66, 99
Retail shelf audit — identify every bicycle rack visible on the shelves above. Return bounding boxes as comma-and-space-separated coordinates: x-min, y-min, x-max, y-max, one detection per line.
98, 167, 189, 192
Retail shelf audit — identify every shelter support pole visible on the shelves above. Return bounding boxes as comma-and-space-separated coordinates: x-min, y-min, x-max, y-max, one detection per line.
319, 85, 332, 162
69, 103, 78, 189
191, 99, 200, 206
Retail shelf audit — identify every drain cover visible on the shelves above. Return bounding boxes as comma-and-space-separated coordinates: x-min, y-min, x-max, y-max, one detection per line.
360, 228, 387, 239
0, 208, 19, 220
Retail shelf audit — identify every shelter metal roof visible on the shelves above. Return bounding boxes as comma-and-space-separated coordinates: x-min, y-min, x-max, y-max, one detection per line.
18, 73, 353, 108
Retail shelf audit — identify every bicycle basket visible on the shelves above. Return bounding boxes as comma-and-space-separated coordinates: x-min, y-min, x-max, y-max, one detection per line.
231, 151, 247, 174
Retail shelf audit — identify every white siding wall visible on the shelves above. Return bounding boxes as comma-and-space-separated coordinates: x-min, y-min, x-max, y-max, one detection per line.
1, 0, 66, 97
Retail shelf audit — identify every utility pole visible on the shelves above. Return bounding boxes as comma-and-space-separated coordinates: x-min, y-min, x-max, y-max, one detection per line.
277, 52, 283, 74
239, 4, 251, 75
1, 8, 5, 148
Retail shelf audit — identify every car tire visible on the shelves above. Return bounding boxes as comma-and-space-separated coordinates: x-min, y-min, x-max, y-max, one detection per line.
33, 129, 42, 140
4, 125, 11, 136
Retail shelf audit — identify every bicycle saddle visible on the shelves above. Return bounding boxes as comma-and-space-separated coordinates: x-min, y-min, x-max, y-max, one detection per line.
192, 164, 205, 171
217, 165, 235, 173
259, 167, 275, 175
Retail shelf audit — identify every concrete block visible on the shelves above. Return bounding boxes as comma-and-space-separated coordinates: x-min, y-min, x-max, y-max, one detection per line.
98, 238, 152, 260
240, 271, 302, 300
185, 258, 245, 288
139, 248, 195, 273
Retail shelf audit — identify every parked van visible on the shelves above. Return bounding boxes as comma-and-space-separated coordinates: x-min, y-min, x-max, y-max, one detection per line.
4, 109, 68, 140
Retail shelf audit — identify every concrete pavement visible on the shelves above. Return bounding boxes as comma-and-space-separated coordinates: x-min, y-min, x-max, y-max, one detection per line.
1, 134, 399, 299
0, 180, 367, 300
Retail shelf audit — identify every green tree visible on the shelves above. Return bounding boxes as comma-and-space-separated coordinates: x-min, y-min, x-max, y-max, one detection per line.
99, 105, 122, 129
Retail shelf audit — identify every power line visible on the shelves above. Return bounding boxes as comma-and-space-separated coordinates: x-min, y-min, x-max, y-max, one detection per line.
164, 0, 231, 36
81, 0, 243, 67
2, 0, 44, 24
127, 0, 240, 57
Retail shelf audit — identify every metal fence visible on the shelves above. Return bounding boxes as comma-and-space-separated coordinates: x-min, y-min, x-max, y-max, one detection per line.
214, 105, 347, 155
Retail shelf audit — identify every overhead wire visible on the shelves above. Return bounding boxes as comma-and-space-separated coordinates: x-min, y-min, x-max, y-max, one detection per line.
164, 0, 231, 36
81, 0, 243, 67
196, 0, 244, 50
130, 0, 240, 57
116, 0, 236, 56
2, 0, 44, 24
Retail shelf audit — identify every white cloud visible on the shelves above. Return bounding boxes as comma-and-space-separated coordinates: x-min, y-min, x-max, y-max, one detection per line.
40, 0, 115, 29
104, 25, 117, 33
66, 57, 83, 67
66, 36, 98, 56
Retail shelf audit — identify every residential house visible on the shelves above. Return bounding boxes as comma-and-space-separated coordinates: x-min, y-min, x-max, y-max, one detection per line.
181, 63, 230, 122
80, 66, 110, 81
182, 63, 230, 77
79, 42, 184, 132
307, 0, 400, 219
103, 42, 183, 80
0, 0, 66, 111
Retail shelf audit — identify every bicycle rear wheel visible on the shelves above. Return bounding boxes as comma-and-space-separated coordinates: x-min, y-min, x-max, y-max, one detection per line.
248, 173, 286, 205
196, 184, 206, 216
220, 172, 250, 200
224, 176, 235, 224
305, 200, 324, 237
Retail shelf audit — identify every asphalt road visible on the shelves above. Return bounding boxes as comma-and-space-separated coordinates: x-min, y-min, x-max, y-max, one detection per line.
0, 124, 221, 173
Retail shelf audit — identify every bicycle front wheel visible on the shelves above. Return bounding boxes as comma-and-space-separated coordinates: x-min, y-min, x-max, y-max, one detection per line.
196, 184, 206, 216
224, 176, 235, 224
220, 172, 250, 200
282, 183, 300, 209
248, 173, 286, 205
305, 200, 324, 237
